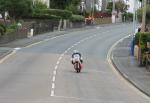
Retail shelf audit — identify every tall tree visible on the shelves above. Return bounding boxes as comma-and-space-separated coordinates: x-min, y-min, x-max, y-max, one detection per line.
66, 0, 81, 14
107, 0, 129, 14
0, 0, 7, 24
7, 0, 33, 21
51, 0, 81, 10
0, 0, 33, 21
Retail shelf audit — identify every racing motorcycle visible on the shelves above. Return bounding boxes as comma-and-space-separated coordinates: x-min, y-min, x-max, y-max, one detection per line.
74, 61, 82, 73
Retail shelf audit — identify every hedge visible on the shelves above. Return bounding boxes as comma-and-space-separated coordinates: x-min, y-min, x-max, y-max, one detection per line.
33, 9, 72, 19
32, 13, 61, 20
0, 24, 6, 36
70, 15, 84, 22
134, 32, 150, 64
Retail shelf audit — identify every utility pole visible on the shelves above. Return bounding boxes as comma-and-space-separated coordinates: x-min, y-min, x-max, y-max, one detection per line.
141, 0, 147, 32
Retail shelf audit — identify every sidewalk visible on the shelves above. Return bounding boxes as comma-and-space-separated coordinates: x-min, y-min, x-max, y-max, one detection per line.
112, 37, 150, 97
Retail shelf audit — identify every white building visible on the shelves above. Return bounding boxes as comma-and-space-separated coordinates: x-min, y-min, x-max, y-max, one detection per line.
33, 0, 50, 8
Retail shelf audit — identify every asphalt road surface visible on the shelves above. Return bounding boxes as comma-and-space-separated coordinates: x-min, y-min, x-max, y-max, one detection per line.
0, 23, 150, 103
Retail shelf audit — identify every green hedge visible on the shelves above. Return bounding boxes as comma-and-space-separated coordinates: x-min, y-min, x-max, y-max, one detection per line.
32, 13, 61, 20
135, 32, 150, 53
122, 12, 133, 21
70, 15, 84, 22
33, 9, 72, 19
0, 24, 6, 36
135, 32, 150, 64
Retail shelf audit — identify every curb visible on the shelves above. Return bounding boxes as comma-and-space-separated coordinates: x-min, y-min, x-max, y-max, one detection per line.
0, 50, 12, 60
110, 39, 150, 97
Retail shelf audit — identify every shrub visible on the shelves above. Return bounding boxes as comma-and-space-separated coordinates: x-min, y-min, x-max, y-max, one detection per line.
70, 15, 84, 22
0, 24, 6, 36
135, 32, 150, 64
32, 13, 61, 20
33, 9, 72, 19
44, 9, 72, 19
122, 12, 133, 21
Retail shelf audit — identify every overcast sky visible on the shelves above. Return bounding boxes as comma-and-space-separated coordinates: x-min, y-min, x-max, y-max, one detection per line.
127, 0, 134, 12
127, 0, 140, 13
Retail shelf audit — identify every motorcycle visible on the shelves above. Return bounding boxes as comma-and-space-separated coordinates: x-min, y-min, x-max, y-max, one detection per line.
74, 61, 82, 73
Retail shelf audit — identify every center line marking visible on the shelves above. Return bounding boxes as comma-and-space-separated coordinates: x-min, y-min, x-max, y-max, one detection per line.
56, 61, 60, 65
53, 71, 57, 75
52, 76, 55, 82
52, 83, 55, 89
55, 65, 58, 70
51, 91, 54, 96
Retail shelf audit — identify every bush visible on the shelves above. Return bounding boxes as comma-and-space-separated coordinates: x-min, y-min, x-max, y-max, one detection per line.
70, 15, 84, 22
0, 24, 6, 36
33, 9, 72, 19
135, 32, 150, 64
32, 13, 61, 20
135, 32, 150, 53
122, 12, 133, 21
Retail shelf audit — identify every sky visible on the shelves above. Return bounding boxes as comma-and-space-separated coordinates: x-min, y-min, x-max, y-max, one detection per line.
127, 0, 141, 13
127, 0, 134, 12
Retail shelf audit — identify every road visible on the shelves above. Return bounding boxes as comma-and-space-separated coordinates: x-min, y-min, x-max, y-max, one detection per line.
0, 23, 149, 103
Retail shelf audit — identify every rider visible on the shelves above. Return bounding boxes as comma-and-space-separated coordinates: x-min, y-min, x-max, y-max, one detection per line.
71, 50, 83, 66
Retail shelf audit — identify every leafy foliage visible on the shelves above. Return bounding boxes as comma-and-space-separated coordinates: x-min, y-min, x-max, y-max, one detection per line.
33, 0, 48, 9
0, 24, 6, 36
0, 0, 33, 21
50, 0, 72, 9
70, 15, 84, 22
33, 9, 72, 19
137, 5, 150, 24
107, 0, 128, 13
122, 12, 133, 21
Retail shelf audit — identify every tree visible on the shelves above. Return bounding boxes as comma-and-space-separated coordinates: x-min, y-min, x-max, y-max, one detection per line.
107, 0, 128, 13
0, 0, 33, 22
50, 0, 71, 9
33, 0, 48, 9
0, 0, 8, 25
66, 0, 81, 14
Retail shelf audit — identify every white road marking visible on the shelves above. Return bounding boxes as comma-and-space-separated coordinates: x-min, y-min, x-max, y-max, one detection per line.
14, 47, 21, 50
58, 57, 62, 61
0, 51, 16, 64
51, 90, 54, 96
53, 71, 57, 75
54, 65, 58, 70
56, 61, 60, 65
52, 83, 55, 89
52, 76, 55, 82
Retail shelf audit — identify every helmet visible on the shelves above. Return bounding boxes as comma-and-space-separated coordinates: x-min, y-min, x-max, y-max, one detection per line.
73, 50, 78, 53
